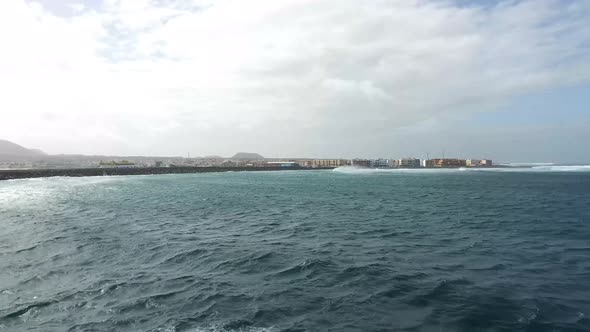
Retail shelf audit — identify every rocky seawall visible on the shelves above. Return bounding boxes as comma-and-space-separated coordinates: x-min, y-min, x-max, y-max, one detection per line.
0, 166, 333, 181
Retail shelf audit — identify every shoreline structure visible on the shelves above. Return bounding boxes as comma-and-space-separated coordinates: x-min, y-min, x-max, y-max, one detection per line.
0, 165, 508, 181
0, 166, 333, 181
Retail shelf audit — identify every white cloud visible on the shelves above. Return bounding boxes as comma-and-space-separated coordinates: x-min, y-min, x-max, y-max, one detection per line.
0, 0, 589, 157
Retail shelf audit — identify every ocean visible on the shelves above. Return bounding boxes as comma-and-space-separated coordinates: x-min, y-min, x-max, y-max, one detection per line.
1, 167, 590, 331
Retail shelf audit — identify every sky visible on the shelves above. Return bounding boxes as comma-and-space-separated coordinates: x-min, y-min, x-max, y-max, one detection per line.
0, 0, 589, 162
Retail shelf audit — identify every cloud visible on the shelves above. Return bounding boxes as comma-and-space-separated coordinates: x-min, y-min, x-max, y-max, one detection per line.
0, 0, 589, 157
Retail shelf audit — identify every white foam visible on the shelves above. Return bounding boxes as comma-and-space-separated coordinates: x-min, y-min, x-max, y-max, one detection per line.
461, 165, 590, 173
185, 327, 273, 332
333, 165, 590, 174
333, 166, 458, 174
141, 323, 275, 332
500, 162, 555, 167
531, 165, 590, 172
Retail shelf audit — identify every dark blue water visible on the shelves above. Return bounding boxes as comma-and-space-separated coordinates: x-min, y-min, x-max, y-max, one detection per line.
1, 168, 590, 331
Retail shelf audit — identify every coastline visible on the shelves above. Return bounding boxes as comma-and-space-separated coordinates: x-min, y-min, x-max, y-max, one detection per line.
0, 166, 334, 181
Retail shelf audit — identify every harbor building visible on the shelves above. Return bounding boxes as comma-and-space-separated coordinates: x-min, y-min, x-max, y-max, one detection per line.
398, 158, 421, 168
266, 161, 299, 167
371, 159, 392, 168
351, 159, 371, 167
297, 159, 349, 168
315, 159, 349, 168
466, 159, 493, 167
427, 158, 467, 168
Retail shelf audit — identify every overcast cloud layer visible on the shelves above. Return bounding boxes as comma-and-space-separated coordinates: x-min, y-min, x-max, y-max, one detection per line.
1, 0, 589, 160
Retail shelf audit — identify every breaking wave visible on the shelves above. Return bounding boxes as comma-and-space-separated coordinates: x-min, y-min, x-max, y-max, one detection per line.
500, 162, 555, 167
334, 165, 590, 174
332, 166, 456, 174
531, 165, 590, 172
466, 165, 590, 173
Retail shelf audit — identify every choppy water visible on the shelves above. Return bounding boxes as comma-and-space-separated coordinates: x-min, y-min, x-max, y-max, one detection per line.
1, 168, 590, 331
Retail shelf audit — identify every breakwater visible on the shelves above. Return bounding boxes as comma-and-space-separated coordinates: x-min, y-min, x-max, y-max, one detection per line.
0, 166, 332, 181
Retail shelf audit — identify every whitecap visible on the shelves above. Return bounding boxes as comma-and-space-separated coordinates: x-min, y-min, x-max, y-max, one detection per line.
501, 162, 555, 167
531, 165, 590, 172
455, 165, 590, 173
186, 326, 273, 332
332, 166, 458, 174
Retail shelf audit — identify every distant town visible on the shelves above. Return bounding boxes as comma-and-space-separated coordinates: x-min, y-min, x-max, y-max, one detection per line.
0, 139, 494, 171
89, 156, 492, 169
2, 152, 493, 170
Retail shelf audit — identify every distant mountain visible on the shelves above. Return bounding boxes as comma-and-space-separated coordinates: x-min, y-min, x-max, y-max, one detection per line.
0, 140, 46, 161
231, 152, 265, 160
203, 155, 224, 159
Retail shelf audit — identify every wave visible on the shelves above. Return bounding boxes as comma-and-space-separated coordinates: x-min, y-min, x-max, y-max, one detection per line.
531, 165, 590, 172
274, 258, 335, 277
334, 165, 590, 174
500, 162, 555, 167
465, 165, 590, 173
186, 326, 272, 332
1, 300, 57, 319
3, 175, 127, 186
333, 166, 456, 174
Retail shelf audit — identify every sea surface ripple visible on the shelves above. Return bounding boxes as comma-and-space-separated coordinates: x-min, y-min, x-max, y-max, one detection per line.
1, 169, 590, 331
